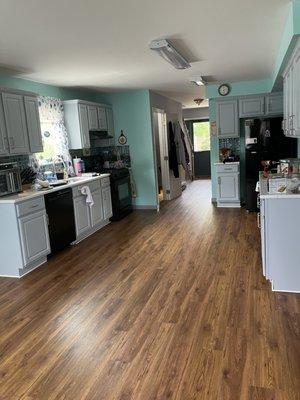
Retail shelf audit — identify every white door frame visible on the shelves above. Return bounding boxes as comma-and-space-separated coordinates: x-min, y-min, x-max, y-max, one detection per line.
151, 108, 171, 211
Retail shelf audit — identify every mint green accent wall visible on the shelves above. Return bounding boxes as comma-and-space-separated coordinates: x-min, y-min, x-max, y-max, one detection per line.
209, 99, 219, 199
206, 79, 271, 99
96, 90, 157, 207
0, 72, 100, 102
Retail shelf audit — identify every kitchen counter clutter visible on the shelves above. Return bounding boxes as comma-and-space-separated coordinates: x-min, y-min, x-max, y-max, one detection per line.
0, 174, 112, 278
258, 173, 300, 293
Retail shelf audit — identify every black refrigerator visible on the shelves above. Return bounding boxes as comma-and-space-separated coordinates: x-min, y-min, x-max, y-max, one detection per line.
245, 117, 297, 211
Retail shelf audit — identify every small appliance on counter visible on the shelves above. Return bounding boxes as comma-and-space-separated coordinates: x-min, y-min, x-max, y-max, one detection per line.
0, 163, 22, 197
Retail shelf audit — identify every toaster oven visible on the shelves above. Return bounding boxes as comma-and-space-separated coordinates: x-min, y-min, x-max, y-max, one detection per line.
0, 163, 22, 197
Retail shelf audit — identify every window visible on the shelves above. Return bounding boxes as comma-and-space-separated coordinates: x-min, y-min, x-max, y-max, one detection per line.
193, 121, 210, 152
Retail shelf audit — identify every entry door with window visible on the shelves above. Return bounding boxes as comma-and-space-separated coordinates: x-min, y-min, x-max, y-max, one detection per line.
192, 120, 211, 177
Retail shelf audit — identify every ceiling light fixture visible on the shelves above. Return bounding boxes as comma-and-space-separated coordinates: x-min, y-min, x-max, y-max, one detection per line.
194, 98, 204, 106
150, 39, 191, 70
190, 76, 206, 86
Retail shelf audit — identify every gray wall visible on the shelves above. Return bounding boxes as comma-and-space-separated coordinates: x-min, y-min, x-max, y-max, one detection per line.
182, 107, 209, 121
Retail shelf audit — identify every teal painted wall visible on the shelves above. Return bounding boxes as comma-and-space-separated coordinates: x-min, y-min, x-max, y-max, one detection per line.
206, 79, 271, 100
97, 90, 157, 207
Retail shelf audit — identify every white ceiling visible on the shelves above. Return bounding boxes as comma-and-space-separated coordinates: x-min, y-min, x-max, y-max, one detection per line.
0, 0, 290, 107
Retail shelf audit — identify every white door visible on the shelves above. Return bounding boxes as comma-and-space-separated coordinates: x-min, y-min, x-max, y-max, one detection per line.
0, 96, 8, 155
19, 211, 50, 265
78, 104, 90, 148
218, 174, 239, 201
90, 189, 104, 226
87, 105, 99, 130
2, 92, 30, 154
74, 196, 91, 236
98, 107, 108, 130
102, 186, 113, 219
24, 96, 43, 153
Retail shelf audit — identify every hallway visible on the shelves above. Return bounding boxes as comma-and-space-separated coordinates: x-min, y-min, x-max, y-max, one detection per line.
0, 180, 299, 400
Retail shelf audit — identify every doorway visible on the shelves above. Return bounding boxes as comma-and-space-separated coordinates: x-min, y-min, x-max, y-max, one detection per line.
191, 119, 211, 178
152, 109, 171, 207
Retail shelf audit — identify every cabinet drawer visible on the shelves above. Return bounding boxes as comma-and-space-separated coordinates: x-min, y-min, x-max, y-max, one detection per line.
72, 180, 101, 198
100, 176, 110, 187
215, 164, 239, 173
16, 196, 45, 217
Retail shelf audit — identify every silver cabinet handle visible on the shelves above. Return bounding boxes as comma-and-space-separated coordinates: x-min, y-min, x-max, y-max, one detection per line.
257, 212, 261, 229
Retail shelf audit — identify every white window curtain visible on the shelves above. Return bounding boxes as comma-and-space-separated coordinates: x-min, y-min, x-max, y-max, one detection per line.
37, 96, 74, 174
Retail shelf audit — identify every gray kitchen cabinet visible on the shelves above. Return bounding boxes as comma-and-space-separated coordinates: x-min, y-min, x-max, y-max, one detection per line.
215, 163, 240, 207
79, 104, 91, 148
106, 107, 114, 144
216, 100, 239, 138
19, 210, 50, 265
97, 107, 108, 130
73, 195, 91, 237
2, 92, 30, 154
0, 96, 8, 155
90, 188, 103, 226
102, 186, 113, 219
265, 93, 283, 116
24, 96, 43, 153
238, 97, 265, 117
87, 105, 99, 130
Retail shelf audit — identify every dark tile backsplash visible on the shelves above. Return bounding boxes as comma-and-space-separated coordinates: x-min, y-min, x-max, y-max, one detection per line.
219, 138, 240, 157
0, 154, 30, 170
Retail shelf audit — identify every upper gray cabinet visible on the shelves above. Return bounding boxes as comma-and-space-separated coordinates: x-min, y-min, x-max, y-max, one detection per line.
106, 108, 114, 143
0, 89, 43, 155
238, 97, 265, 118
216, 100, 239, 138
24, 96, 43, 153
64, 100, 113, 149
265, 93, 283, 116
2, 92, 30, 154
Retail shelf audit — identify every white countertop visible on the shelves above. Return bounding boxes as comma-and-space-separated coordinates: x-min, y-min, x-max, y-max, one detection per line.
214, 161, 240, 165
259, 173, 300, 199
0, 174, 110, 204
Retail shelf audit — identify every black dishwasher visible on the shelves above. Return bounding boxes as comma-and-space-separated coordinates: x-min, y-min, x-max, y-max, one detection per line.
45, 188, 76, 255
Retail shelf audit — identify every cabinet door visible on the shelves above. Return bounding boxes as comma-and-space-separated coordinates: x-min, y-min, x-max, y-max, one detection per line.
259, 199, 267, 278
78, 104, 91, 148
90, 189, 104, 226
238, 97, 265, 117
102, 186, 113, 219
24, 96, 43, 153
106, 108, 114, 144
0, 96, 8, 155
73, 195, 91, 237
19, 211, 50, 265
265, 94, 283, 116
2, 92, 30, 154
97, 107, 108, 130
293, 50, 300, 136
216, 100, 239, 138
217, 174, 239, 202
286, 65, 295, 136
87, 105, 99, 130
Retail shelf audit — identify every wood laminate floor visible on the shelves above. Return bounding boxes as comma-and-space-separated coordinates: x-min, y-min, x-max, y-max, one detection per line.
0, 180, 299, 400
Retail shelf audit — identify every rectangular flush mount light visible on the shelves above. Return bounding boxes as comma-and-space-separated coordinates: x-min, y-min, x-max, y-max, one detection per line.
190, 76, 206, 86
150, 39, 191, 69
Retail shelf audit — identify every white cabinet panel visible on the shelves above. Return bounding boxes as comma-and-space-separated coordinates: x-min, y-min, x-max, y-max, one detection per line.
102, 186, 113, 219
24, 96, 43, 153
87, 105, 99, 130
78, 104, 90, 148
2, 92, 30, 154
74, 196, 91, 237
238, 97, 265, 117
97, 107, 107, 130
90, 189, 103, 226
19, 211, 50, 265
216, 100, 239, 138
218, 174, 239, 201
292, 48, 300, 136
0, 96, 8, 155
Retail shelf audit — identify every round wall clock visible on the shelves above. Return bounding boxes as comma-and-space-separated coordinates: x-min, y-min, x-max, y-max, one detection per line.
218, 84, 231, 96
118, 130, 127, 145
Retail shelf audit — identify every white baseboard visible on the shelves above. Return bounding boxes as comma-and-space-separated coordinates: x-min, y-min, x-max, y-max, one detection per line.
217, 202, 241, 208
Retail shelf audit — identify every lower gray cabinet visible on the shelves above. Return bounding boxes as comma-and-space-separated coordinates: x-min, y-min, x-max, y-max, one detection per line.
19, 210, 50, 265
215, 163, 240, 207
90, 189, 104, 226
102, 186, 113, 219
73, 195, 91, 237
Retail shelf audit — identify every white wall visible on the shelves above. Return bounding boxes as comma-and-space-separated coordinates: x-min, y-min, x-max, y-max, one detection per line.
182, 107, 209, 120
